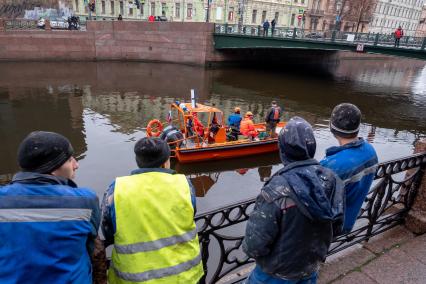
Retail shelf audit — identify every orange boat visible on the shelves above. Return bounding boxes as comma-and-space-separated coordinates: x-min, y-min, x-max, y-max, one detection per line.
146, 102, 285, 164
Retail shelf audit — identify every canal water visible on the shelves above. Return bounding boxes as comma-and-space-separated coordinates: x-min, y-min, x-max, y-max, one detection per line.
0, 57, 425, 213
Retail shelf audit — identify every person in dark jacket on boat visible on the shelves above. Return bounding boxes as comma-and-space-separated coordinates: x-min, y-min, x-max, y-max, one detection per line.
320, 103, 378, 234
243, 117, 344, 284
0, 131, 101, 284
265, 101, 282, 138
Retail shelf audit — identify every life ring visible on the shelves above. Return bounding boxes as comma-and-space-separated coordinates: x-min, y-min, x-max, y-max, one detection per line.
146, 119, 163, 137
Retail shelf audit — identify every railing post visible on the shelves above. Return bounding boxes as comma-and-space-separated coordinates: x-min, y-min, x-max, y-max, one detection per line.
374, 34, 379, 46
405, 140, 426, 234
224, 23, 228, 34
257, 25, 261, 36
331, 30, 336, 42
292, 27, 297, 39
422, 37, 426, 50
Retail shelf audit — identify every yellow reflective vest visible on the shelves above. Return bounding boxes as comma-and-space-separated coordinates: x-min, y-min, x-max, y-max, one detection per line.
108, 171, 204, 284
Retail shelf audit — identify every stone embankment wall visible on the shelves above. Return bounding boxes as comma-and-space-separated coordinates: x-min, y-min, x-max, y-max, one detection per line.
0, 20, 224, 65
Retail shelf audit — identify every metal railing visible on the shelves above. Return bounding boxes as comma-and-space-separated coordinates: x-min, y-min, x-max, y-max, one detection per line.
214, 24, 426, 50
4, 19, 38, 30
195, 152, 426, 284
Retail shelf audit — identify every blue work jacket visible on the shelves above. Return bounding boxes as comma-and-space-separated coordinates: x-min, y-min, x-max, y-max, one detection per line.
0, 172, 100, 284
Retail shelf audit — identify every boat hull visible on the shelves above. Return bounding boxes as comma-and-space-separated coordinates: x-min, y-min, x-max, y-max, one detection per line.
174, 138, 279, 163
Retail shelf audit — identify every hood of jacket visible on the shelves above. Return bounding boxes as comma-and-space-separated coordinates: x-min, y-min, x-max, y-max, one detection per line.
278, 116, 316, 164
268, 158, 344, 224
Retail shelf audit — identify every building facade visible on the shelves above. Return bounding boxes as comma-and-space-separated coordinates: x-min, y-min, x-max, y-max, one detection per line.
305, 0, 375, 33
369, 0, 424, 36
72, 0, 308, 27
415, 4, 426, 36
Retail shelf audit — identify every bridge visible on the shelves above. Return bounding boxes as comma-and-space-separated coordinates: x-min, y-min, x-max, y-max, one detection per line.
213, 24, 426, 61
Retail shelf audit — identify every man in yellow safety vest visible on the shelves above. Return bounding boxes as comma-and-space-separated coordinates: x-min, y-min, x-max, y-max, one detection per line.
101, 137, 204, 283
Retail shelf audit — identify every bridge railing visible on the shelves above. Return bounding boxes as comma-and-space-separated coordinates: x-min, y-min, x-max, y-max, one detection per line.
214, 24, 426, 50
195, 152, 426, 284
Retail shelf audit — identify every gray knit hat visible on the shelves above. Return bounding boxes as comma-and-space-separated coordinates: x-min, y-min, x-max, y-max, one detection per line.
330, 103, 361, 138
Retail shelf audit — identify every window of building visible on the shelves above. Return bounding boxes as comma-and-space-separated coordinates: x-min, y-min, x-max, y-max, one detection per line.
120, 1, 124, 15
274, 12, 279, 23
151, 2, 155, 15
228, 7, 234, 21
110, 1, 115, 14
75, 0, 79, 11
252, 9, 257, 23
301, 0, 305, 3
129, 7, 133, 15
261, 10, 266, 23
175, 3, 180, 18
187, 3, 193, 18
102, 1, 106, 14
291, 13, 295, 26
161, 2, 167, 16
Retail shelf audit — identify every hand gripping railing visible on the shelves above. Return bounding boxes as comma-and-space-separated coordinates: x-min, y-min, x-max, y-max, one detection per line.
195, 152, 426, 284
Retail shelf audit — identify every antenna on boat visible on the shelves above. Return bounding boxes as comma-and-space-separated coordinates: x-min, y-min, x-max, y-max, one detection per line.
191, 89, 197, 108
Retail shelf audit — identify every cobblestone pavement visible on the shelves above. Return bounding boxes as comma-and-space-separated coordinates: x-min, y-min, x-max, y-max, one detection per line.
319, 226, 426, 284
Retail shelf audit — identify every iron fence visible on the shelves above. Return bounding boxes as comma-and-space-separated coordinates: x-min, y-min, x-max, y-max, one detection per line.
214, 24, 426, 50
195, 152, 426, 284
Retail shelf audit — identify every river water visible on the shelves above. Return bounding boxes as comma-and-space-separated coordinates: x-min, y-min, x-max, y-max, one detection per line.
0, 58, 425, 213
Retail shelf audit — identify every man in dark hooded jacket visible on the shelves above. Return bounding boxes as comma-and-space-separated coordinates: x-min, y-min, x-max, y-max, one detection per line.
243, 117, 344, 284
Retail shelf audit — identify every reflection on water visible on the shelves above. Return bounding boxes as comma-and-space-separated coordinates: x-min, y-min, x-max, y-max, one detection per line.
0, 58, 425, 212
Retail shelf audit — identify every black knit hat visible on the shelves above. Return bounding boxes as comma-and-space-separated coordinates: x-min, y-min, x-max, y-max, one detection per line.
134, 137, 171, 168
18, 131, 74, 174
330, 103, 361, 138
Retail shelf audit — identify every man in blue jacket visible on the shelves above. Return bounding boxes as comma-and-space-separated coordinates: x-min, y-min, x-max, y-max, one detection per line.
321, 103, 378, 234
243, 117, 344, 284
0, 131, 100, 284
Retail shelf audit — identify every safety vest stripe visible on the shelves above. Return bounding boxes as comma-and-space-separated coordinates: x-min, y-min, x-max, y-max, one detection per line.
112, 253, 202, 282
0, 208, 92, 222
115, 228, 197, 254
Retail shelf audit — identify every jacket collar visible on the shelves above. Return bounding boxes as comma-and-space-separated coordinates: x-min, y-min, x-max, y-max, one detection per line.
267, 159, 319, 183
131, 168, 176, 175
11, 172, 77, 187
325, 137, 365, 157
280, 158, 319, 173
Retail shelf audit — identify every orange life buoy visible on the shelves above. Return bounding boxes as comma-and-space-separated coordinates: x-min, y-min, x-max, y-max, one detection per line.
146, 119, 163, 137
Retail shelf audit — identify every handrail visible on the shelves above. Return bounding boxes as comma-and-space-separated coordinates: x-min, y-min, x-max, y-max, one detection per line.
213, 24, 426, 51
195, 152, 426, 283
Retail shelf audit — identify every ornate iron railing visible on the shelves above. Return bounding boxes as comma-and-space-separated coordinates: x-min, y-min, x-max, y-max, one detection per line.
195, 152, 426, 284
214, 24, 426, 50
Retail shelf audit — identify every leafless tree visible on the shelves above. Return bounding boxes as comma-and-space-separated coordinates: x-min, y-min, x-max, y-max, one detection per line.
335, 0, 377, 32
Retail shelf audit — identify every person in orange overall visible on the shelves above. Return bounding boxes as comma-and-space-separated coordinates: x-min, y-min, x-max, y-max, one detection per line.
192, 113, 205, 137
240, 111, 259, 140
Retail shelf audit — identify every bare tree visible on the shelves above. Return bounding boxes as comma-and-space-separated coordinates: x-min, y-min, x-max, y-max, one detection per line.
335, 0, 376, 32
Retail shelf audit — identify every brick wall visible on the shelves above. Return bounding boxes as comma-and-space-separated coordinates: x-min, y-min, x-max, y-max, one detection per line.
0, 21, 218, 65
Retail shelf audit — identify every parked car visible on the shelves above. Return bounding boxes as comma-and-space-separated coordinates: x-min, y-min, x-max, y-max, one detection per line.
305, 32, 324, 39
37, 17, 69, 29
154, 16, 167, 21
285, 29, 302, 38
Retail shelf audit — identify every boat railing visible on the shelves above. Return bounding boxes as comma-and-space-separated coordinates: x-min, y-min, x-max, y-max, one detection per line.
195, 152, 426, 284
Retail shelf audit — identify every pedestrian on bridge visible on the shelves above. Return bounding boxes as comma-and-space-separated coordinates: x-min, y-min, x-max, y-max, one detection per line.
271, 19, 276, 36
243, 117, 344, 284
102, 137, 203, 283
263, 20, 270, 36
394, 26, 404, 47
